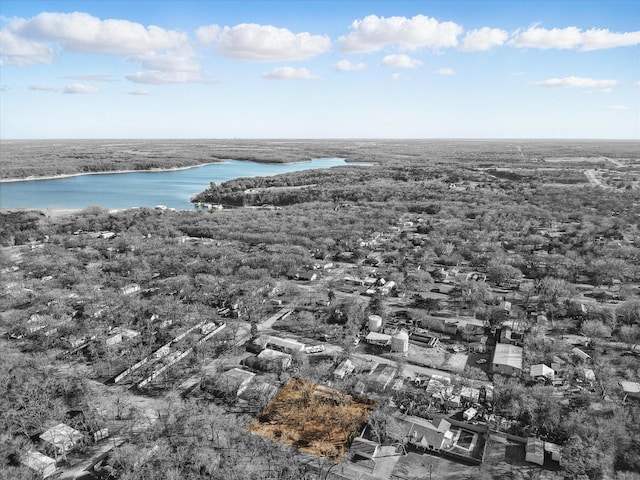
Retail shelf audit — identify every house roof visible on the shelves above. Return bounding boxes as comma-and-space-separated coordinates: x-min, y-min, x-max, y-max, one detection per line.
267, 336, 305, 352
40, 423, 83, 447
220, 367, 255, 385
407, 416, 451, 450
258, 348, 292, 361
493, 343, 523, 370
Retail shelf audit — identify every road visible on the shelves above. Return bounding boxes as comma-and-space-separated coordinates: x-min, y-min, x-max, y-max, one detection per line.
585, 169, 607, 187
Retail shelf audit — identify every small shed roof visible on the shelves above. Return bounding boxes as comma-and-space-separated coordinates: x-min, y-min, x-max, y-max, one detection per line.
620, 381, 640, 395
365, 331, 392, 345
22, 451, 56, 477
350, 437, 380, 459
530, 364, 554, 379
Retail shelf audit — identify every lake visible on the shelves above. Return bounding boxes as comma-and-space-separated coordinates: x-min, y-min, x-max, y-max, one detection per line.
0, 158, 353, 210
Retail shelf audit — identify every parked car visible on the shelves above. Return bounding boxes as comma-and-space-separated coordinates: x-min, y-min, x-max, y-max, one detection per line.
475, 359, 487, 364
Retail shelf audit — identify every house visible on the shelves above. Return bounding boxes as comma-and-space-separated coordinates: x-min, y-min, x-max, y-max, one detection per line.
530, 364, 555, 382
21, 451, 57, 478
255, 348, 292, 371
492, 344, 523, 376
39, 423, 83, 457
334, 358, 356, 379
525, 437, 545, 466
406, 416, 454, 451
296, 271, 318, 282
216, 368, 256, 396
459, 386, 480, 404
266, 336, 305, 354
371, 364, 397, 390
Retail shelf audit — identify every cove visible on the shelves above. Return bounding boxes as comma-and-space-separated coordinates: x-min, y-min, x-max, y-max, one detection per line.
0, 158, 353, 211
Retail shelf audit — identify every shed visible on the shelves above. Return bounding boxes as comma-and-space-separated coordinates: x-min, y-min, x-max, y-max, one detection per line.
350, 437, 380, 460
530, 364, 555, 381
21, 451, 57, 478
572, 347, 591, 361
257, 348, 292, 370
39, 423, 83, 456
333, 359, 356, 379
583, 368, 596, 383
217, 368, 256, 396
365, 331, 392, 347
492, 344, 523, 376
620, 381, 640, 403
544, 442, 562, 462
463, 407, 478, 421
525, 437, 545, 466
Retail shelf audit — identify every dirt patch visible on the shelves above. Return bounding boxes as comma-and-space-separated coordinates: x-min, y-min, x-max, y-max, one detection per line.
247, 377, 375, 461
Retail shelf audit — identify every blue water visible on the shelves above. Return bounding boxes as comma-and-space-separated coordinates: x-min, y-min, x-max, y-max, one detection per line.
0, 158, 353, 210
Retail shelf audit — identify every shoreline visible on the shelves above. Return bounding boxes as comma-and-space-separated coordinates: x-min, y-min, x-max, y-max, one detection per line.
0, 161, 226, 184
0, 157, 353, 184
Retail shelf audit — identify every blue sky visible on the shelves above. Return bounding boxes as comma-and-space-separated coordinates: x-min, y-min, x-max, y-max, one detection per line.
1, 1, 638, 139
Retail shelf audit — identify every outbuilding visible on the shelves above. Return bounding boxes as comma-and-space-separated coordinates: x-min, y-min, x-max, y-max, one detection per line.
525, 437, 545, 466
492, 344, 523, 376
21, 451, 56, 478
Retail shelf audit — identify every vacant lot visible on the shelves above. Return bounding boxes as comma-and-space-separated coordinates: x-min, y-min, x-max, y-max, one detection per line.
248, 377, 375, 461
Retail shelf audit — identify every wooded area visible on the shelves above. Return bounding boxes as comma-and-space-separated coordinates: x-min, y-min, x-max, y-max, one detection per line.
1, 140, 639, 480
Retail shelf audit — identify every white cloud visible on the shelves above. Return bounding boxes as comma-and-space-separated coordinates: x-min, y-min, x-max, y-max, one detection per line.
137, 50, 201, 72
195, 25, 221, 44
63, 83, 100, 94
606, 105, 630, 111
333, 59, 366, 71
634, 81, 640, 87
125, 71, 216, 84
533, 76, 618, 88
2, 12, 203, 78
65, 74, 118, 82
461, 27, 509, 51
0, 29, 54, 66
7, 12, 189, 56
128, 90, 150, 95
511, 25, 640, 50
339, 14, 462, 53
29, 84, 58, 91
262, 67, 317, 80
380, 54, 422, 68
435, 67, 455, 75
391, 73, 407, 81
198, 23, 330, 61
